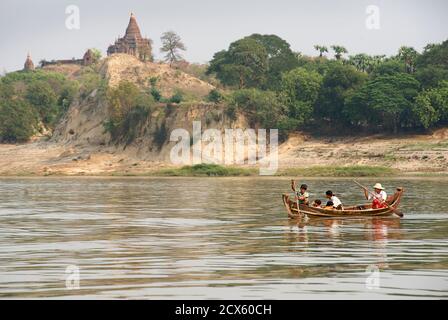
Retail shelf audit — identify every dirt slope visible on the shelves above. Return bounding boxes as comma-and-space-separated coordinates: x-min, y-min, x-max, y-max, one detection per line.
100, 54, 214, 97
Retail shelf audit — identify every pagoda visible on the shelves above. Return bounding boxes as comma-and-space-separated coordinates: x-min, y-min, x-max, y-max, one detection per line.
23, 53, 35, 71
107, 13, 152, 61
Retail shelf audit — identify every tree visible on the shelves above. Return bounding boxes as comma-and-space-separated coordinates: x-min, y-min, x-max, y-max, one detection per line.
416, 65, 448, 89
25, 81, 58, 125
347, 53, 371, 72
0, 69, 79, 137
346, 54, 387, 74
207, 38, 268, 88
398, 46, 418, 73
247, 34, 299, 89
90, 48, 102, 62
413, 81, 448, 128
107, 80, 141, 122
315, 64, 367, 124
206, 89, 224, 103
417, 40, 448, 70
281, 68, 322, 124
230, 88, 285, 129
105, 80, 154, 142
160, 31, 186, 67
207, 34, 298, 89
297, 55, 339, 76
371, 55, 386, 69
370, 59, 407, 78
0, 98, 38, 142
344, 73, 420, 133
416, 40, 448, 88
331, 45, 348, 60
314, 45, 328, 57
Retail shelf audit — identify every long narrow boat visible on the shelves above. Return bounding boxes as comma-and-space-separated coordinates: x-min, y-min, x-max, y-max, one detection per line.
282, 187, 404, 218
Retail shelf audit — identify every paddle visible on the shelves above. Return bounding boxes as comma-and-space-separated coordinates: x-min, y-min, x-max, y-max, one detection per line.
291, 179, 302, 217
353, 180, 403, 218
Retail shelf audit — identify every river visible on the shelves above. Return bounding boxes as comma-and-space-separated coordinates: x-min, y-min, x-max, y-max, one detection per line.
0, 177, 447, 299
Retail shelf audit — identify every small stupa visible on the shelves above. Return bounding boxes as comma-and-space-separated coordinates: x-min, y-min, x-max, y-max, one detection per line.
23, 53, 35, 71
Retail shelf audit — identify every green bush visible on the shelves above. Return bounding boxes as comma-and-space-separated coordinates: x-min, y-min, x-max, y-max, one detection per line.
150, 87, 161, 101
78, 68, 106, 99
104, 80, 154, 143
169, 91, 183, 103
229, 88, 287, 129
206, 89, 224, 102
149, 76, 159, 87
0, 99, 38, 142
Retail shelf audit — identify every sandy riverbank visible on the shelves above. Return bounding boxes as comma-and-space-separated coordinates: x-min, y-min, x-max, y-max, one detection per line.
1, 129, 447, 176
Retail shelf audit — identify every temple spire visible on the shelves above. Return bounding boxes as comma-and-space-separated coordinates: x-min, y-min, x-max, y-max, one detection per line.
107, 13, 152, 61
124, 12, 142, 40
24, 52, 35, 71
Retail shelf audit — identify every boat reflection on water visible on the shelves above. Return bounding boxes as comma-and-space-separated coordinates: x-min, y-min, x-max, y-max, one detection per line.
285, 217, 402, 269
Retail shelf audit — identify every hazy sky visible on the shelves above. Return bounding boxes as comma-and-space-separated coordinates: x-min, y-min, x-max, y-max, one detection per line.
1, 0, 447, 72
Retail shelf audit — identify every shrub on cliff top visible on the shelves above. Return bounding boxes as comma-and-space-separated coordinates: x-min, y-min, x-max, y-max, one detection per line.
104, 80, 155, 143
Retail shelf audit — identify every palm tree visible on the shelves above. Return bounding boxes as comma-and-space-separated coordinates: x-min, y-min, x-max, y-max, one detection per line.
331, 45, 348, 60
423, 43, 436, 53
348, 53, 370, 72
369, 55, 386, 72
398, 46, 418, 73
313, 45, 328, 57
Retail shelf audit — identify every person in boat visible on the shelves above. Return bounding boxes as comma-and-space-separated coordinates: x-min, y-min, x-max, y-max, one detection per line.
363, 183, 387, 209
324, 201, 334, 209
311, 199, 322, 207
325, 190, 343, 210
291, 180, 310, 206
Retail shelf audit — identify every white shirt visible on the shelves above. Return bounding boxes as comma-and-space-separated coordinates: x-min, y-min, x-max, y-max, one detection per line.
368, 190, 387, 201
331, 196, 342, 208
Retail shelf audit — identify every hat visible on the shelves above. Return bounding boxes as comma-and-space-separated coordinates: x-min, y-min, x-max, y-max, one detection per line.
373, 183, 384, 190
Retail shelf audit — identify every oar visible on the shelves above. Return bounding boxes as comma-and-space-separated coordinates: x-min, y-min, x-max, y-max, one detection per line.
353, 180, 403, 218
291, 179, 302, 217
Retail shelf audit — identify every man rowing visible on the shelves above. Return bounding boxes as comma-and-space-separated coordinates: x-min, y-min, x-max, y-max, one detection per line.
291, 180, 310, 206
363, 183, 387, 209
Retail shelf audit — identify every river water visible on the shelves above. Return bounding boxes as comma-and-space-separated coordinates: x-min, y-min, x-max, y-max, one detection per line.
0, 177, 447, 299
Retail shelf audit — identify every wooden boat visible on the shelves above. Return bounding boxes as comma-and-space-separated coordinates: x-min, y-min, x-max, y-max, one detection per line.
282, 187, 404, 218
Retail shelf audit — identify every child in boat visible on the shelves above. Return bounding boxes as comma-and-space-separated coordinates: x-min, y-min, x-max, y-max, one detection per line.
291, 180, 310, 206
363, 183, 387, 209
325, 190, 343, 210
324, 201, 334, 209
312, 199, 322, 207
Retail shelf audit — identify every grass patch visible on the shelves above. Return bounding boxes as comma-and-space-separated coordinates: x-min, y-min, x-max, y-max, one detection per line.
155, 164, 257, 177
399, 140, 448, 151
153, 164, 396, 177
279, 165, 397, 177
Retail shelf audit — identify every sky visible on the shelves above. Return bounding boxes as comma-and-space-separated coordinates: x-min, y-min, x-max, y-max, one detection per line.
0, 0, 447, 72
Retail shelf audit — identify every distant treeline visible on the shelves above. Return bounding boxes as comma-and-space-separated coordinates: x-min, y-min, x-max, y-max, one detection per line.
206, 35, 448, 137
